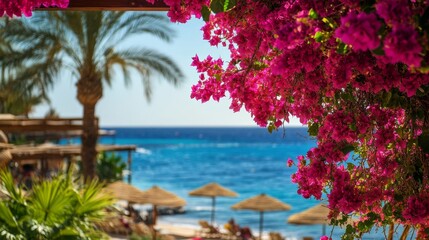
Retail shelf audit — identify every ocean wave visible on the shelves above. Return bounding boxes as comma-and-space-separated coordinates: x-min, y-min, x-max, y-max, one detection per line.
136, 147, 152, 155
190, 206, 214, 211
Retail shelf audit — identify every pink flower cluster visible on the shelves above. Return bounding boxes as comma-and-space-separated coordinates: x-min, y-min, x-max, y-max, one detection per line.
335, 12, 382, 51
0, 0, 68, 17
153, 0, 429, 237
403, 194, 429, 224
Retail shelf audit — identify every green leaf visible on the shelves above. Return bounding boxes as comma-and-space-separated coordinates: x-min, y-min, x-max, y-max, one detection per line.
210, 0, 225, 13
418, 65, 429, 74
382, 203, 392, 217
341, 145, 355, 155
345, 224, 355, 234
322, 17, 337, 29
253, 61, 266, 70
349, 123, 357, 131
382, 91, 392, 107
267, 124, 276, 133
371, 46, 385, 56
201, 6, 211, 22
308, 123, 319, 137
0, 202, 19, 228
223, 0, 236, 11
309, 8, 318, 19
314, 31, 324, 42
337, 41, 348, 54
347, 163, 355, 171
418, 133, 429, 154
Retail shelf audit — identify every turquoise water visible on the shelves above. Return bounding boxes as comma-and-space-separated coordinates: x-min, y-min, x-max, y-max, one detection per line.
97, 127, 388, 240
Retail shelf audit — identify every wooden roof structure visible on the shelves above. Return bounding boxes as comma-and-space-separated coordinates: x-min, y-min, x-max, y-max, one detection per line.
44, 0, 169, 11
21, 129, 116, 141
0, 117, 93, 133
10, 144, 136, 161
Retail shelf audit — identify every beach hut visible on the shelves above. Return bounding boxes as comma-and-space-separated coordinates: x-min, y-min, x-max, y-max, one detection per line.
287, 204, 330, 236
189, 182, 238, 224
232, 193, 291, 239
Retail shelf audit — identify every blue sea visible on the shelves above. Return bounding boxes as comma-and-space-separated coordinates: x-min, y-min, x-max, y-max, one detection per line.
97, 127, 390, 240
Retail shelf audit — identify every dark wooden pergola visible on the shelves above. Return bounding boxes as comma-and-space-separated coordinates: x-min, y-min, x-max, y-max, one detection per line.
10, 143, 137, 183
0, 116, 136, 183
46, 0, 169, 11
0, 118, 90, 132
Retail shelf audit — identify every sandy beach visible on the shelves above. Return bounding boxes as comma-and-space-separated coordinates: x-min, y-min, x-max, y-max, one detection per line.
157, 222, 200, 238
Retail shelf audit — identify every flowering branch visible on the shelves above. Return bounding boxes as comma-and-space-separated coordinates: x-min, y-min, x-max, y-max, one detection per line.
0, 0, 69, 17
152, 0, 429, 239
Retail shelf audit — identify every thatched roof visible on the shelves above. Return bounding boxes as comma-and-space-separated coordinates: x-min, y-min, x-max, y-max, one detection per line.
232, 193, 291, 212
189, 182, 237, 198
104, 181, 146, 203
288, 204, 330, 225
136, 186, 186, 207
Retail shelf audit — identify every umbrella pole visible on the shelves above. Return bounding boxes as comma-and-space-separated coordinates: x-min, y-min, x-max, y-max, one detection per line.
211, 196, 216, 224
259, 211, 264, 240
323, 224, 326, 236
152, 205, 158, 240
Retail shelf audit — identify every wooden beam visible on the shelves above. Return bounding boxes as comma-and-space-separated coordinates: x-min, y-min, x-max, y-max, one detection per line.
44, 0, 169, 11
0, 118, 96, 133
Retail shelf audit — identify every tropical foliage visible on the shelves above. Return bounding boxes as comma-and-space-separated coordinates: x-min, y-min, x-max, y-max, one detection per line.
0, 19, 60, 117
96, 152, 127, 183
3, 11, 184, 179
0, 169, 113, 240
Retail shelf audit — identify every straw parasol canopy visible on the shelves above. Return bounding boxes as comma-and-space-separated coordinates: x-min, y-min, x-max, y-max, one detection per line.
189, 182, 238, 224
104, 181, 145, 203
136, 186, 186, 240
138, 185, 186, 208
287, 204, 330, 235
232, 193, 291, 239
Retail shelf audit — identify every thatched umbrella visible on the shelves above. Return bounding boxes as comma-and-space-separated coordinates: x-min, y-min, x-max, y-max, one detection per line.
104, 181, 145, 203
287, 204, 330, 236
136, 186, 186, 225
232, 193, 291, 239
189, 182, 238, 224
137, 186, 186, 240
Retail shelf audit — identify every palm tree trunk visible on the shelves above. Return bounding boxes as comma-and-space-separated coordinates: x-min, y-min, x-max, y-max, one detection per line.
81, 103, 98, 180
77, 71, 102, 180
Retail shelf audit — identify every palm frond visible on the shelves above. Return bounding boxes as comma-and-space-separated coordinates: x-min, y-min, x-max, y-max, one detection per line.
0, 169, 25, 204
0, 202, 19, 229
76, 179, 114, 218
29, 177, 73, 225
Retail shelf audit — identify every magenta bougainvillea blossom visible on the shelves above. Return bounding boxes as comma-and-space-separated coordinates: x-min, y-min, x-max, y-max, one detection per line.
0, 0, 69, 17
149, 0, 429, 239
10, 0, 429, 238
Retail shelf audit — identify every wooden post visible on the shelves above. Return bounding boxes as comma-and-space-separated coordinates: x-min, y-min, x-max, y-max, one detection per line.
259, 211, 264, 240
152, 205, 158, 240
127, 150, 132, 184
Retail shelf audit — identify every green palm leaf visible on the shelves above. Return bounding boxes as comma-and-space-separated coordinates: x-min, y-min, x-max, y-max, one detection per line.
29, 177, 73, 225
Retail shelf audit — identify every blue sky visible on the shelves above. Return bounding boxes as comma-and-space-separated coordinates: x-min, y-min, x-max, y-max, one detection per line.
32, 13, 302, 127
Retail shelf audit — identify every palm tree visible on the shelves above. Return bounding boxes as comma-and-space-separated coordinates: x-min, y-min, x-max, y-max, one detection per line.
0, 19, 60, 116
4, 12, 184, 179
